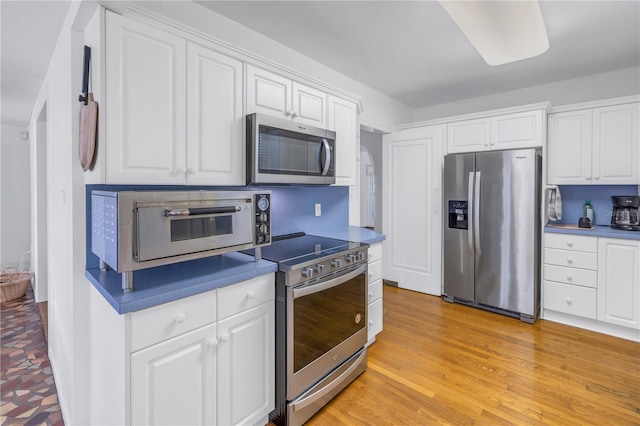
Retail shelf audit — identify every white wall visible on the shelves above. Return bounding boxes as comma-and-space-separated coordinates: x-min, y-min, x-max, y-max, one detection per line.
28, 2, 98, 424
413, 66, 640, 121
0, 124, 31, 269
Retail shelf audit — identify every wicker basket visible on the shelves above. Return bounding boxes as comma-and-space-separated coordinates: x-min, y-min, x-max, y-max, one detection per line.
0, 267, 33, 302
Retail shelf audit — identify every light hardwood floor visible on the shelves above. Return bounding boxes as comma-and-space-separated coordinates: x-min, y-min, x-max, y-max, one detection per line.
306, 286, 640, 425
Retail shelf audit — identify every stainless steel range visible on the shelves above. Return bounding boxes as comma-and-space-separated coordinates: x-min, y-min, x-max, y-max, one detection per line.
245, 233, 368, 426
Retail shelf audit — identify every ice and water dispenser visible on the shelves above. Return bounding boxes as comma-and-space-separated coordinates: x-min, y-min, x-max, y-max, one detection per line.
448, 200, 468, 229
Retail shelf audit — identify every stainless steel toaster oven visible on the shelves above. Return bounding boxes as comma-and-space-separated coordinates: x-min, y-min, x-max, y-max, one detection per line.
91, 190, 271, 291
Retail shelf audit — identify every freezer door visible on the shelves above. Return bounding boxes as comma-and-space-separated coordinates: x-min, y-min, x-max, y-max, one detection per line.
443, 153, 475, 302
474, 149, 540, 316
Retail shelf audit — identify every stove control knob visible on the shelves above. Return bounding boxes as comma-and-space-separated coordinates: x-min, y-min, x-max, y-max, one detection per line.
314, 264, 325, 274
357, 252, 366, 261
331, 258, 342, 268
345, 254, 356, 263
301, 267, 313, 279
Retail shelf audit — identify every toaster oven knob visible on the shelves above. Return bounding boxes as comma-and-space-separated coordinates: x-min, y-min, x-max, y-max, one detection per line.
331, 258, 342, 268
301, 267, 313, 278
314, 264, 325, 274
259, 223, 269, 234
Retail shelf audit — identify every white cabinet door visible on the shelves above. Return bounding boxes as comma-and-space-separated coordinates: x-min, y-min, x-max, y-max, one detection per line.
292, 82, 326, 127
597, 238, 640, 329
592, 103, 640, 184
131, 323, 217, 426
383, 125, 444, 295
217, 302, 274, 426
547, 110, 592, 184
446, 118, 490, 154
328, 95, 358, 187
105, 12, 186, 184
186, 43, 244, 185
246, 64, 291, 119
490, 109, 543, 150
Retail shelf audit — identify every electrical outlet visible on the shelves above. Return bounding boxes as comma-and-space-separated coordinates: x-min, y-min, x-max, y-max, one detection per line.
315, 203, 322, 217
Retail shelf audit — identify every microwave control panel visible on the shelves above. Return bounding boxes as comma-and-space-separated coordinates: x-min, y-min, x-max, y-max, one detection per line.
254, 193, 271, 246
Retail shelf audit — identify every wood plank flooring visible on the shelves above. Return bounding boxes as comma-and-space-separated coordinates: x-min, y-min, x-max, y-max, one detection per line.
306, 286, 640, 425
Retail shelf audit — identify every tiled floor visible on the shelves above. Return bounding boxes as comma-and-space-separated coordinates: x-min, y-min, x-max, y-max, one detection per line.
1, 286, 64, 425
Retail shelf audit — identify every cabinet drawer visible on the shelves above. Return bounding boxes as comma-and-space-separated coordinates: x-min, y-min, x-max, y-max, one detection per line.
217, 274, 274, 320
544, 233, 597, 253
367, 297, 383, 341
544, 248, 597, 271
368, 260, 382, 283
368, 243, 383, 263
368, 279, 383, 304
543, 264, 597, 288
131, 290, 217, 352
543, 281, 596, 319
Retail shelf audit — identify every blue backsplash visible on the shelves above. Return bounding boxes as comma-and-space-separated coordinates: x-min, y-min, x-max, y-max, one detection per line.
551, 185, 639, 226
85, 184, 349, 267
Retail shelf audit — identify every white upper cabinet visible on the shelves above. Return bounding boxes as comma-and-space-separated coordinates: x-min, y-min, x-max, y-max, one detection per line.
186, 43, 244, 185
328, 95, 358, 187
548, 101, 639, 185
592, 103, 640, 184
105, 12, 186, 184
447, 109, 543, 154
447, 118, 491, 153
105, 12, 244, 185
246, 65, 326, 127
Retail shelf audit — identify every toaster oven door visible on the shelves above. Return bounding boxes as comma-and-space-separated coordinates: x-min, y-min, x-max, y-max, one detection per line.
135, 201, 253, 262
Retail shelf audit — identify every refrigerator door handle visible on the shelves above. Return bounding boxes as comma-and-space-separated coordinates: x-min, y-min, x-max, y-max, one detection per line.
467, 172, 474, 254
474, 171, 481, 255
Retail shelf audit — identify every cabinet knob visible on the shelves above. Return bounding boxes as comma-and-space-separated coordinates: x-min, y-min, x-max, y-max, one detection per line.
175, 313, 187, 324
566, 274, 573, 281
290, 111, 297, 118
220, 334, 230, 343
566, 241, 573, 247
186, 167, 196, 175
369, 273, 373, 279
368, 320, 374, 326
566, 257, 574, 264
176, 166, 186, 174
369, 291, 374, 298
247, 290, 256, 299
208, 338, 219, 349
566, 297, 573, 305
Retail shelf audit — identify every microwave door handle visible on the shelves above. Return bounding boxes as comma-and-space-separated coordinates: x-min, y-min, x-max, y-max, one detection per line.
293, 264, 366, 299
163, 206, 241, 217
321, 138, 331, 176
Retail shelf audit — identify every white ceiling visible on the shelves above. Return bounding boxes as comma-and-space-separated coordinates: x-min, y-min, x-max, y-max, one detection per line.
1, 1, 638, 127
199, 0, 640, 109
1, 1, 70, 127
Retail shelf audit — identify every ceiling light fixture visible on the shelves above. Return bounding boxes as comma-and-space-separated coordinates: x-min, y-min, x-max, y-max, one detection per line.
439, 0, 550, 66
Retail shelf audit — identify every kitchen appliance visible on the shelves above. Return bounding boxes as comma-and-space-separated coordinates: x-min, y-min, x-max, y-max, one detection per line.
443, 148, 542, 323
611, 195, 640, 231
243, 233, 368, 426
91, 190, 271, 291
246, 113, 336, 185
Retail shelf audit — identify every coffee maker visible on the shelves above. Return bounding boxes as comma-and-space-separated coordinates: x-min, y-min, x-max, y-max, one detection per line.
611, 196, 640, 231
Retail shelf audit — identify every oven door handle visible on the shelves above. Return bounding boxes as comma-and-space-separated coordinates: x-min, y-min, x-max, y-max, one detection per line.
292, 264, 366, 299
292, 348, 367, 412
163, 206, 241, 217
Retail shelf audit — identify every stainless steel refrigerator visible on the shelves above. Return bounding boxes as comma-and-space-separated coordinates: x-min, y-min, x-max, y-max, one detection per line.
443, 148, 541, 323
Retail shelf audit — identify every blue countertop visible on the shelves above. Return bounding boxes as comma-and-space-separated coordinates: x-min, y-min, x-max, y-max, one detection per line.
86, 252, 277, 314
545, 224, 640, 240
309, 226, 386, 245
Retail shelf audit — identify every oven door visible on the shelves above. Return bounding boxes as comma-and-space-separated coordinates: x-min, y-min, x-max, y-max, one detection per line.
287, 263, 367, 400
135, 200, 253, 262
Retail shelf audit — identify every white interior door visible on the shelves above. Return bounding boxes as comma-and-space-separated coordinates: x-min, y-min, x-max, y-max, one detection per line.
383, 125, 444, 295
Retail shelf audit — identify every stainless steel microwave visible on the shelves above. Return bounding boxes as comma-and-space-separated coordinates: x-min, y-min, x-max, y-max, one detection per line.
91, 190, 271, 291
246, 113, 336, 185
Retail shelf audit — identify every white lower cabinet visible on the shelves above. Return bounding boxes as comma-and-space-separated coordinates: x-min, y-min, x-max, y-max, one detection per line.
543, 233, 640, 340
367, 243, 383, 344
89, 274, 274, 425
